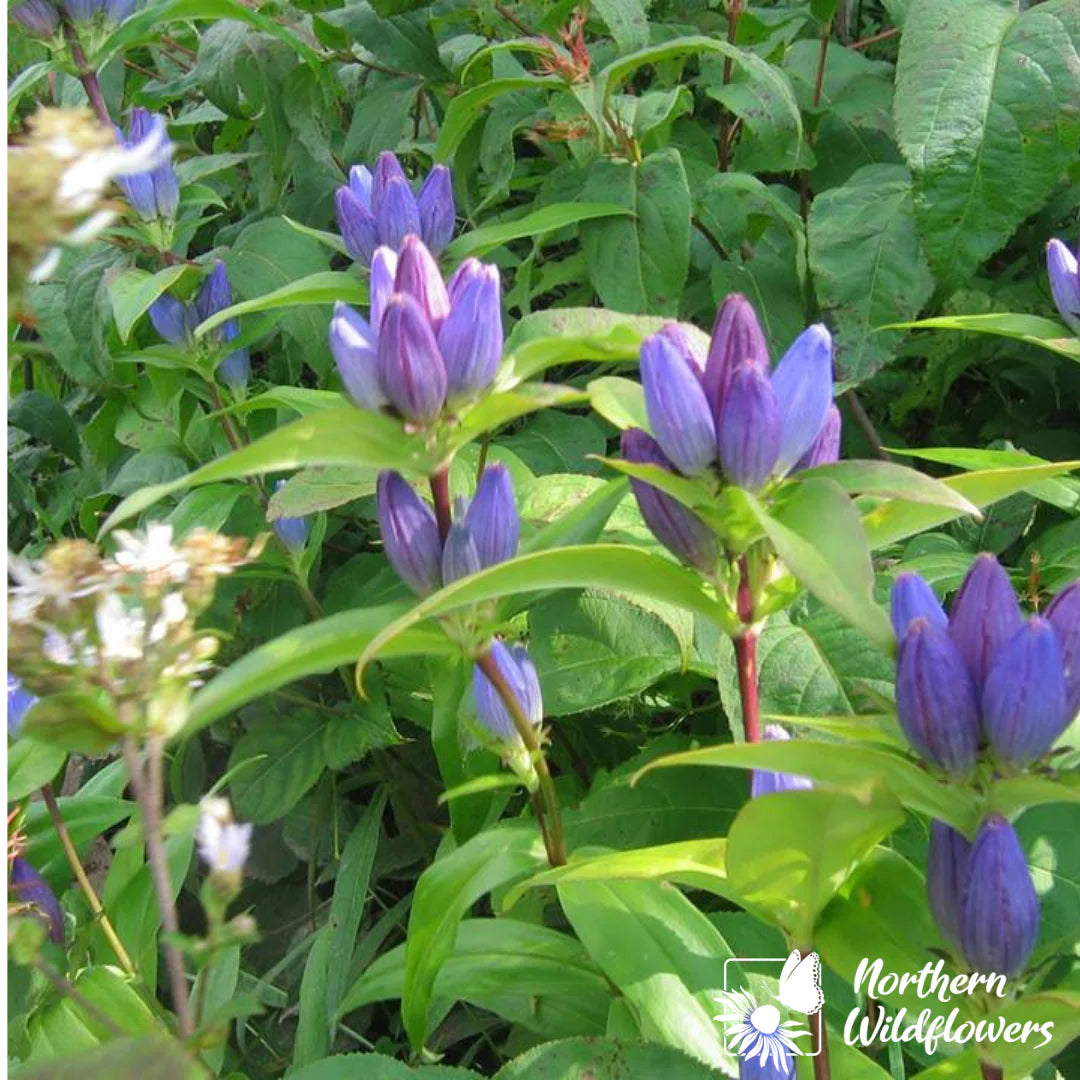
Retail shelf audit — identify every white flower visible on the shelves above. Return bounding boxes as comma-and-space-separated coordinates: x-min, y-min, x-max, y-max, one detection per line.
95, 592, 145, 661
197, 798, 252, 874
112, 524, 190, 583
8, 550, 101, 620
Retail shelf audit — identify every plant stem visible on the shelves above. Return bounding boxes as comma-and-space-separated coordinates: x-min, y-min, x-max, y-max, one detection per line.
811, 1008, 832, 1080
429, 466, 452, 541
476, 648, 567, 866
851, 25, 899, 50
812, 22, 831, 109
717, 0, 742, 171
41, 784, 136, 977
843, 389, 892, 461
63, 24, 111, 128
979, 1065, 1003, 1080
122, 736, 194, 1037
734, 557, 761, 743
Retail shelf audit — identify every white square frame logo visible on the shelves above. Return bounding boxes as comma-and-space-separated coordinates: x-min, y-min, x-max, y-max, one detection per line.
723, 956, 824, 1058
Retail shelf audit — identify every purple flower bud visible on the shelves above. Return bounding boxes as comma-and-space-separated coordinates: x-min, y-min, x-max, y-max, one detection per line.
983, 618, 1068, 769
62, 0, 97, 22
1046, 238, 1080, 335
890, 571, 948, 640
750, 725, 813, 798
464, 463, 519, 569
10, 857, 64, 944
927, 819, 971, 954
472, 639, 543, 742
1045, 582, 1080, 721
336, 187, 378, 265
794, 404, 841, 471
717, 359, 781, 491
376, 293, 448, 423
959, 815, 1039, 978
394, 235, 450, 328
770, 324, 834, 477
115, 108, 178, 220
330, 302, 384, 410
895, 619, 980, 775
11, 0, 59, 38
271, 480, 309, 553
8, 674, 37, 737
621, 429, 719, 575
348, 164, 373, 210
195, 261, 247, 385
217, 349, 250, 390
370, 246, 398, 334
702, 293, 770, 426
439, 261, 502, 398
640, 326, 716, 477
195, 260, 232, 324
948, 553, 1023, 688
739, 1053, 795, 1080
417, 164, 455, 255
376, 471, 442, 596
441, 521, 481, 584
377, 178, 421, 253
102, 0, 136, 21
371, 151, 408, 216
149, 294, 195, 344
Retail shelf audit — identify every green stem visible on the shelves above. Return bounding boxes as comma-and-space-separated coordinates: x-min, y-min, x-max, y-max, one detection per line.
476, 647, 567, 866
63, 24, 111, 128
717, 0, 742, 171
41, 784, 136, 976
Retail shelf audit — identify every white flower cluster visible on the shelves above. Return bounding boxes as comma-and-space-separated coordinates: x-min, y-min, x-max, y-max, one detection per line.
197, 797, 252, 875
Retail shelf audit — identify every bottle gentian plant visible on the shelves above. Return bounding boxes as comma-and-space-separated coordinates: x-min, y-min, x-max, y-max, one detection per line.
1046, 236, 1080, 334
115, 107, 179, 223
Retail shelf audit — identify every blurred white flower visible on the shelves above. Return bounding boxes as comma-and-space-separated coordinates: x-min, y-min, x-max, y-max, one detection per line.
197, 797, 252, 874
95, 592, 145, 661
112, 524, 190, 584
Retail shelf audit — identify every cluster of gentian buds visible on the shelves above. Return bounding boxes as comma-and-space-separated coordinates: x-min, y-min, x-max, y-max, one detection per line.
622, 294, 839, 574
891, 556, 1077, 776
892, 559, 1079, 981
11, 0, 138, 37
375, 464, 544, 759
330, 236, 503, 423
1046, 234, 1080, 335
8, 525, 259, 740
149, 260, 250, 390
336, 152, 454, 266
926, 815, 1039, 978
115, 107, 179, 223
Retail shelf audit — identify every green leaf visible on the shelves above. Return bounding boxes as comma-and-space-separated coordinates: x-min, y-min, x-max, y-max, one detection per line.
340, 918, 612, 1037
581, 148, 691, 317
11, 1035, 197, 1080
293, 928, 331, 1069
880, 311, 1080, 364
355, 545, 724, 679
402, 824, 547, 1048
863, 460, 1080, 550
187, 605, 453, 735
9, 392, 82, 464
20, 693, 125, 756
288, 1053, 479, 1080
445, 203, 632, 263
22, 796, 133, 892
107, 265, 195, 344
227, 712, 327, 824
590, 0, 649, 53
749, 480, 895, 651
326, 790, 388, 1020
894, 0, 1080, 284
7, 739, 67, 802
99, 408, 436, 535
193, 270, 365, 338
494, 1039, 720, 1080
520, 476, 630, 556
633, 739, 980, 834
556, 878, 738, 1071
724, 786, 905, 945
587, 376, 648, 432
269, 467, 376, 517
808, 164, 935, 384
804, 460, 980, 516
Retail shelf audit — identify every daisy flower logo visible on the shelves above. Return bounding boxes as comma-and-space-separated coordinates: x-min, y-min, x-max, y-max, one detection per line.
714, 949, 824, 1072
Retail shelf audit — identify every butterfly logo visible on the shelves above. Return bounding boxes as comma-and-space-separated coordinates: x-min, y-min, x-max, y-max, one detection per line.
773, 949, 825, 1015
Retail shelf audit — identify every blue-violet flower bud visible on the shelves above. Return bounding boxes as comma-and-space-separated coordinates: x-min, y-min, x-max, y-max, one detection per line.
329, 302, 384, 410
895, 618, 980, 775
116, 108, 179, 221
416, 164, 455, 255
926, 819, 971, 954
750, 724, 814, 798
702, 293, 770, 426
890, 571, 948, 640
376, 292, 448, 423
1046, 238, 1080, 335
1046, 582, 1080, 721
439, 260, 502, 398
640, 325, 716, 477
11, 0, 59, 37
948, 553, 1023, 688
794, 403, 841, 471
376, 471, 442, 596
336, 185, 377, 265
370, 245, 398, 334
441, 520, 482, 584
394, 235, 450, 328
149, 294, 195, 345
718, 359, 781, 492
10, 857, 64, 944
8, 674, 37, 737
959, 815, 1039, 978
472, 639, 543, 743
464, 463, 519, 570
769, 324, 834, 476
271, 480, 310, 553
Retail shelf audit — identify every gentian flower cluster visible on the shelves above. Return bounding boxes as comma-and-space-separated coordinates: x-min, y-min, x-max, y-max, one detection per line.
622, 294, 839, 572
10, 0, 137, 35
1046, 235, 1080, 334
149, 260, 250, 389
336, 152, 454, 266
10, 0, 60, 37
329, 235, 503, 422
115, 107, 179, 222
890, 557, 1077, 776
927, 816, 1039, 978
9, 856, 65, 945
